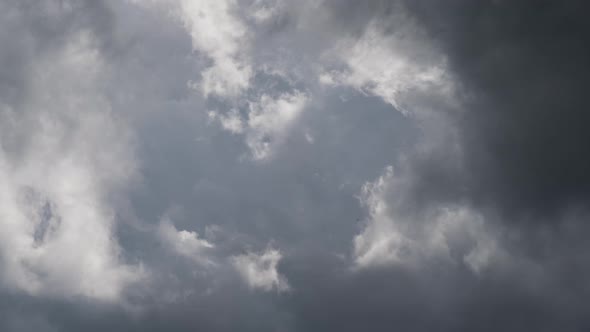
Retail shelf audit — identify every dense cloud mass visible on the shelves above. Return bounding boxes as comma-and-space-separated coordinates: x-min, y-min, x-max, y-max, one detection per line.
1, 0, 590, 331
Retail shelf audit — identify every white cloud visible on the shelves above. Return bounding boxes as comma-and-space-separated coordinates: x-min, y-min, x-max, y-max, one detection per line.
353, 167, 406, 267
320, 15, 454, 116
353, 166, 501, 273
247, 0, 284, 23
217, 108, 245, 134
0, 32, 142, 301
158, 218, 215, 265
131, 0, 310, 160
210, 91, 308, 160
232, 247, 290, 292
177, 0, 308, 160
178, 0, 252, 97
246, 91, 308, 160
131, 0, 252, 98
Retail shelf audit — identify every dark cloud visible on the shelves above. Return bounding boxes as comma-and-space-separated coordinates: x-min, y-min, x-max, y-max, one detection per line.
403, 0, 590, 220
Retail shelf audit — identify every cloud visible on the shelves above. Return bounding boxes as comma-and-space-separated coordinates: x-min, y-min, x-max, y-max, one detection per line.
403, 0, 590, 219
158, 218, 214, 265
0, 30, 142, 301
131, 0, 253, 98
2, 1, 590, 331
232, 247, 290, 292
178, 0, 252, 97
213, 108, 245, 134
208, 91, 308, 159
319, 9, 454, 116
245, 91, 308, 160
247, 0, 285, 23
353, 166, 503, 274
134, 0, 310, 160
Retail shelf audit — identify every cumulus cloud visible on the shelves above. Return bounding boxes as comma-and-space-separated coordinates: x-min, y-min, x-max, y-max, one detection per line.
134, 0, 310, 160
0, 30, 141, 301
158, 218, 214, 265
208, 91, 308, 159
245, 91, 308, 160
178, 0, 253, 97
213, 108, 245, 134
353, 166, 502, 273
319, 11, 454, 116
232, 247, 290, 292
132, 0, 253, 98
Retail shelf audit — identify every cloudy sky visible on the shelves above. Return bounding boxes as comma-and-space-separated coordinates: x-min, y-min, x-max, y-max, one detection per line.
1, 0, 589, 331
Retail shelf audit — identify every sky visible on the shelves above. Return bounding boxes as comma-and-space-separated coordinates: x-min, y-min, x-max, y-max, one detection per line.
1, 0, 589, 331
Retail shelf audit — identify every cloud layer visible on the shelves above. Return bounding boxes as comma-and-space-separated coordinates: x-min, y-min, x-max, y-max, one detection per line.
1, 0, 589, 331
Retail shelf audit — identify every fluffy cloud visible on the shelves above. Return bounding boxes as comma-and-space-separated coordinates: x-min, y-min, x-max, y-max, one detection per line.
0, 31, 141, 301
245, 91, 308, 160
178, 0, 252, 97
132, 0, 252, 98
319, 12, 454, 116
232, 247, 289, 292
158, 218, 214, 265
353, 166, 503, 274
208, 91, 308, 160
134, 0, 309, 160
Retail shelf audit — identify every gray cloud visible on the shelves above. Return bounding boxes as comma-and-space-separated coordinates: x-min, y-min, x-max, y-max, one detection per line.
1, 0, 589, 331
403, 0, 590, 219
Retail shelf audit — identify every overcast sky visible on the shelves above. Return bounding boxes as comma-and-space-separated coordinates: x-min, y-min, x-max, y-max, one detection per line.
1, 1, 590, 331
